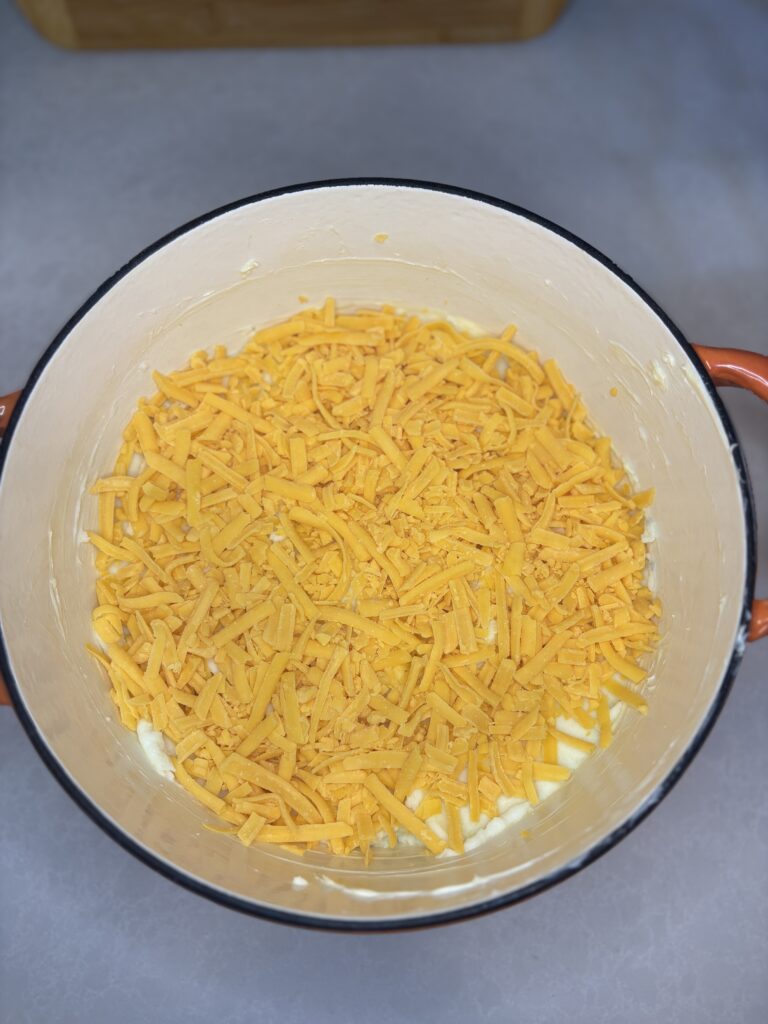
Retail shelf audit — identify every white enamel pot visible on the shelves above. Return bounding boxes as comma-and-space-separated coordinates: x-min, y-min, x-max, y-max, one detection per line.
1, 180, 766, 930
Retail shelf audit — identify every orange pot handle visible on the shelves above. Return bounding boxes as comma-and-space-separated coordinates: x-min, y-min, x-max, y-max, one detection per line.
0, 390, 21, 705
694, 346, 768, 641
0, 390, 20, 440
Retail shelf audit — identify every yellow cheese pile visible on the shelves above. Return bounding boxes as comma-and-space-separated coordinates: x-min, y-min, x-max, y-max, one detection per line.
88, 300, 660, 859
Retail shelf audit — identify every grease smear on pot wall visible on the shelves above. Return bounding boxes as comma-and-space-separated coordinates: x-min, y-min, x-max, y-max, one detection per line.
86, 300, 659, 857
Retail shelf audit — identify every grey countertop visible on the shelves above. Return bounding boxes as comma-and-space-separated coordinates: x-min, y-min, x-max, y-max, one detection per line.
1, 0, 766, 1020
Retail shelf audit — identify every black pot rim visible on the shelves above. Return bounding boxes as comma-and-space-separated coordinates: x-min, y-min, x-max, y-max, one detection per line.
0, 177, 757, 932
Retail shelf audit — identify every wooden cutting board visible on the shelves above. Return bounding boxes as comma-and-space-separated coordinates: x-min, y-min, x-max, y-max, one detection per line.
16, 0, 569, 49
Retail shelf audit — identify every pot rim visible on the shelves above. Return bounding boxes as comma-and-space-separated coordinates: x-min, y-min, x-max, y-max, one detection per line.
0, 177, 756, 931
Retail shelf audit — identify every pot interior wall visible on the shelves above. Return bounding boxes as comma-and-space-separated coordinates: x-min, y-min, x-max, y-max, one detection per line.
0, 185, 747, 923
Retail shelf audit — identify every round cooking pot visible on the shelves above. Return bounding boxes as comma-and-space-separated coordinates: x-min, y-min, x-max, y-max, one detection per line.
1, 180, 766, 930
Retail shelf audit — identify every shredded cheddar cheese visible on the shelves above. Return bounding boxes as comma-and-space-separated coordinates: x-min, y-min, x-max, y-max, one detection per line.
88, 303, 660, 859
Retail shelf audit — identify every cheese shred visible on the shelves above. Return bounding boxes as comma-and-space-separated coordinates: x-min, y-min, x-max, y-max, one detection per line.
88, 302, 660, 858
